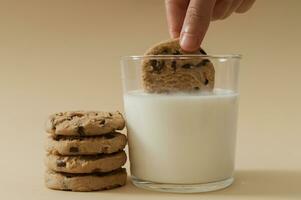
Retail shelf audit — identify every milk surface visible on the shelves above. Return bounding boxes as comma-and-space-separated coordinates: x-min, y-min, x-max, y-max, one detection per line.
124, 89, 238, 184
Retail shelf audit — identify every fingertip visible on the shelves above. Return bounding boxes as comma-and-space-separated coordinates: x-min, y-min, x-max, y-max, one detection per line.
180, 33, 201, 52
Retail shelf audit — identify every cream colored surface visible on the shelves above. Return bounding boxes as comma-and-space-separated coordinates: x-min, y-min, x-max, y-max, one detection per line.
0, 0, 300, 199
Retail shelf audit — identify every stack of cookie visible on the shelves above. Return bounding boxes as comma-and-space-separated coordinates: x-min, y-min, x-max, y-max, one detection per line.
44, 111, 127, 192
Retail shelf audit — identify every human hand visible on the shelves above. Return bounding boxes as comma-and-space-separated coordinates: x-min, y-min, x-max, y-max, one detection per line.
165, 0, 256, 52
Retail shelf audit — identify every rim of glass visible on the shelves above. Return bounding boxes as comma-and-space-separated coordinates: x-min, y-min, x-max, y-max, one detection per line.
122, 54, 241, 61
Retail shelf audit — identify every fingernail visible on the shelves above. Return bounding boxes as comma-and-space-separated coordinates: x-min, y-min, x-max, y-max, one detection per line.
180, 33, 200, 52
180, 25, 201, 52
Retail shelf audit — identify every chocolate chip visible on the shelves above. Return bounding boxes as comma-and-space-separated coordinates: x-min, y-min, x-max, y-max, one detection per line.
171, 61, 177, 72
104, 133, 115, 139
73, 113, 84, 117
77, 126, 85, 136
199, 49, 207, 55
99, 119, 105, 125
53, 135, 61, 141
92, 168, 101, 173
150, 60, 164, 73
194, 87, 200, 90
203, 59, 210, 64
196, 59, 210, 67
172, 50, 181, 55
204, 79, 209, 85
161, 48, 169, 54
108, 112, 112, 117
202, 59, 210, 65
182, 63, 193, 69
102, 146, 109, 153
69, 147, 79, 153
159, 61, 165, 69
56, 160, 66, 167
150, 59, 157, 66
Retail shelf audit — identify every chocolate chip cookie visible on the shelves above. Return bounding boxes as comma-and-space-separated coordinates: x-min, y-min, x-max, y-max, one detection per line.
142, 39, 215, 93
45, 168, 127, 191
46, 132, 127, 155
46, 111, 125, 136
45, 151, 127, 173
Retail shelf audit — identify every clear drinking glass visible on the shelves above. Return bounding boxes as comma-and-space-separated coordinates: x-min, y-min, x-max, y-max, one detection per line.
121, 55, 241, 193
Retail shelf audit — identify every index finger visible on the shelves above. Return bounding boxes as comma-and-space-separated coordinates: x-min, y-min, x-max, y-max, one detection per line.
165, 0, 190, 38
180, 0, 216, 51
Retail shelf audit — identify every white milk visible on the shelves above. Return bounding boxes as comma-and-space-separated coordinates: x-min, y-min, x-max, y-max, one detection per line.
124, 89, 238, 184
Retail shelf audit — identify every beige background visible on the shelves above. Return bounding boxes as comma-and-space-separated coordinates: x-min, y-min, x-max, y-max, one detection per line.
0, 0, 300, 199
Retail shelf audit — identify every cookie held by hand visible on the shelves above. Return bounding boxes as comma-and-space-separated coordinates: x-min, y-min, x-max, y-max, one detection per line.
142, 39, 215, 93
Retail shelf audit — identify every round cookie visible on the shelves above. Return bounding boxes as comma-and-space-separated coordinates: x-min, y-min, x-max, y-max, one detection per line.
45, 151, 127, 173
45, 168, 127, 191
46, 132, 127, 155
46, 111, 125, 136
142, 38, 215, 93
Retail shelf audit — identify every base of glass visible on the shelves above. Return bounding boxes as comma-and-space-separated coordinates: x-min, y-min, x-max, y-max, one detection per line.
131, 176, 234, 193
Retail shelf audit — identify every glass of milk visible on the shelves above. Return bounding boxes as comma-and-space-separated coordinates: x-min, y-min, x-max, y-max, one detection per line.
121, 55, 241, 193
